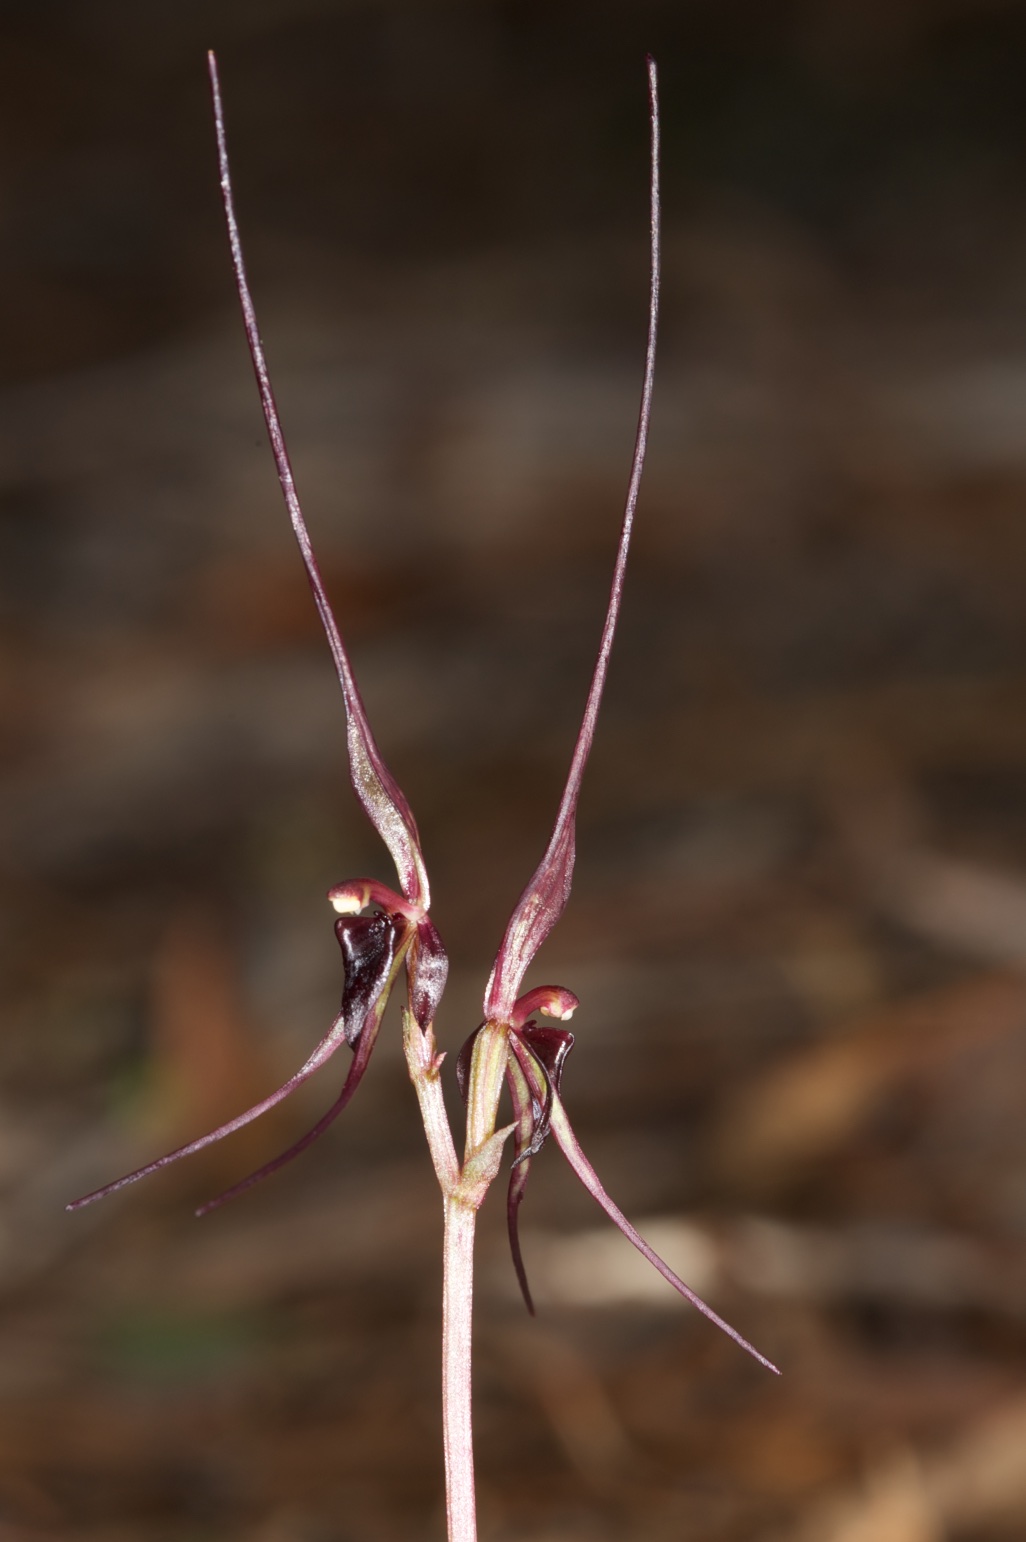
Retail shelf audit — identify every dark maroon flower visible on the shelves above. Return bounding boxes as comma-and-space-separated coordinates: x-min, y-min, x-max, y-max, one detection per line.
462, 59, 778, 1373
67, 55, 446, 1219
456, 985, 577, 1313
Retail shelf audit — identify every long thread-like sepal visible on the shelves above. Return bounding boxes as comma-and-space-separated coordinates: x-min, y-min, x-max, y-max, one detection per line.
512, 1045, 778, 1373
207, 51, 430, 911
68, 920, 413, 1213
484, 56, 660, 1020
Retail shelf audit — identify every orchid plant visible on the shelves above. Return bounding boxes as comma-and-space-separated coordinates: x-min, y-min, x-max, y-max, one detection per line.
69, 53, 777, 1542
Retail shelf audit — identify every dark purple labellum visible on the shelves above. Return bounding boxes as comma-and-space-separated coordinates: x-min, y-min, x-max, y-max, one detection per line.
518, 1025, 574, 1094
507, 1027, 572, 1168
501, 1027, 576, 1314
504, 1048, 538, 1313
410, 917, 449, 1031
335, 911, 404, 1046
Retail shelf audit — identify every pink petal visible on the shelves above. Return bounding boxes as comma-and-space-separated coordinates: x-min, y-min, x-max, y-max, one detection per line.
328, 878, 421, 921
509, 986, 579, 1031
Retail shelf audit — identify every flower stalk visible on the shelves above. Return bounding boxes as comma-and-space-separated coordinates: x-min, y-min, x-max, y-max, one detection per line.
441, 1196, 478, 1542
403, 1009, 513, 1542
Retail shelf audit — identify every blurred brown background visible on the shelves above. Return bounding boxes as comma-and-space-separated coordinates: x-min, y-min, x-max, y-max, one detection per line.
4, 1, 1026, 1538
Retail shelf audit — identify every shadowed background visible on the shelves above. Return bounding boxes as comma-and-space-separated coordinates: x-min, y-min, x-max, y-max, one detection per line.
3, 2, 1026, 1538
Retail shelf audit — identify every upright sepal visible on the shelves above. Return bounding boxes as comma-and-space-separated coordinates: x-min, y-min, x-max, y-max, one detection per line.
482, 60, 660, 1022
69, 61, 451, 1219
208, 52, 429, 912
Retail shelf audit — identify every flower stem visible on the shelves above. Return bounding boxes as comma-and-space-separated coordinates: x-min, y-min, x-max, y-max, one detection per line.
403, 1010, 459, 1193
442, 1196, 478, 1542
405, 1012, 509, 1541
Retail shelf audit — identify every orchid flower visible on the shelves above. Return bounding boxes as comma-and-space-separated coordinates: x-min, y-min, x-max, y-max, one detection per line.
451, 57, 778, 1377
67, 53, 447, 1219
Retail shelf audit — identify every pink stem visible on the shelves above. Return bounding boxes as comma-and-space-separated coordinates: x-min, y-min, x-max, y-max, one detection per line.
442, 1198, 478, 1542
